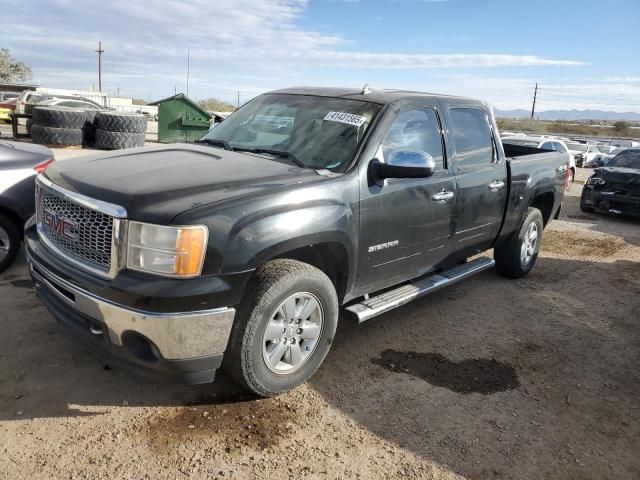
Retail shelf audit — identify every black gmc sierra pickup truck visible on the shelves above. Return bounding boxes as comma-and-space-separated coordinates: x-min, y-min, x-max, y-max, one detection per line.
26, 87, 570, 396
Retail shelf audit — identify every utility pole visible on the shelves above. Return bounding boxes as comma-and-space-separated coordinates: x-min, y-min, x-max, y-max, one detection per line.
186, 48, 190, 97
531, 83, 538, 119
95, 41, 104, 93
237, 91, 240, 109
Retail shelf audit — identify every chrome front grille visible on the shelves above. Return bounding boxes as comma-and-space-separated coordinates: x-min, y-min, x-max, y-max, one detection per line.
38, 186, 114, 271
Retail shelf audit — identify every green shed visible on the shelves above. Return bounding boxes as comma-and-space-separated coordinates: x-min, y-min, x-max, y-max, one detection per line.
149, 93, 212, 143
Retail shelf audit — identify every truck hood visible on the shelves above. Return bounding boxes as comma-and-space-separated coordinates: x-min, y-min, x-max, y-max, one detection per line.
595, 166, 640, 187
43, 143, 323, 223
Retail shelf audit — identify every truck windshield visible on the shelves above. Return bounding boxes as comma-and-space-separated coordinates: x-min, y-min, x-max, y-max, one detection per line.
200, 94, 381, 171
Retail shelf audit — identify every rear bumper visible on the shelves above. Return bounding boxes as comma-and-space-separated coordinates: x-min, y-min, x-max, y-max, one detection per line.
27, 252, 236, 384
582, 187, 640, 217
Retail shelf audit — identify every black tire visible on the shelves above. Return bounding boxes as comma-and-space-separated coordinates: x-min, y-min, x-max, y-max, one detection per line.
31, 125, 83, 146
580, 188, 595, 213
82, 110, 98, 144
0, 213, 21, 274
96, 111, 147, 133
26, 118, 33, 135
494, 207, 544, 279
223, 259, 339, 397
32, 106, 87, 129
95, 129, 145, 150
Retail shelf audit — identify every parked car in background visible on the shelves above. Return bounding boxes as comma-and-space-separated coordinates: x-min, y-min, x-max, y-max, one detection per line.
36, 96, 105, 111
585, 147, 628, 168
0, 92, 19, 121
0, 97, 17, 110
0, 140, 54, 273
566, 142, 600, 167
503, 135, 576, 181
15, 91, 49, 114
581, 148, 640, 217
16, 90, 105, 114
611, 139, 640, 149
26, 87, 570, 395
0, 91, 20, 102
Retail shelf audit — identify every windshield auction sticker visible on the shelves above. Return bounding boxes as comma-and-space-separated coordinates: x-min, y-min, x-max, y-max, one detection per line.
323, 111, 367, 127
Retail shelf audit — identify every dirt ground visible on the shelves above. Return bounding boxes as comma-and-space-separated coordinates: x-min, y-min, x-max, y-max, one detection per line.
1, 171, 639, 480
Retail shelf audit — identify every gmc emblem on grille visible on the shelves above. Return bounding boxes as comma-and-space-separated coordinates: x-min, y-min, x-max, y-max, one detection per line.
43, 209, 78, 241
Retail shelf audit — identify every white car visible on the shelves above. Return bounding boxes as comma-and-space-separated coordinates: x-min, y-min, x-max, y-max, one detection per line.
585, 147, 627, 168
15, 91, 104, 114
503, 135, 576, 181
33, 97, 105, 111
566, 142, 601, 167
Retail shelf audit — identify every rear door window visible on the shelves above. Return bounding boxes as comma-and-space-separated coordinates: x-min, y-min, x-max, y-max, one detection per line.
449, 107, 494, 167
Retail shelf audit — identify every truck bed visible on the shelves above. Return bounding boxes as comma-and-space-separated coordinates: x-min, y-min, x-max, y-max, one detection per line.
496, 142, 570, 246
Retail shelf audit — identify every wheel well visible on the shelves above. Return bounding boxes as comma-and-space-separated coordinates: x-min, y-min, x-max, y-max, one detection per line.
274, 243, 349, 302
0, 206, 24, 239
530, 192, 554, 226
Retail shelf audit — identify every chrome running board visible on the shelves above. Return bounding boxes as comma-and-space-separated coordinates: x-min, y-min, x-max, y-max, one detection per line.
346, 257, 495, 323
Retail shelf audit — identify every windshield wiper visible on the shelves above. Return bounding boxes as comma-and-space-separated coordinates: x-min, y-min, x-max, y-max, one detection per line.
194, 138, 234, 151
235, 147, 306, 168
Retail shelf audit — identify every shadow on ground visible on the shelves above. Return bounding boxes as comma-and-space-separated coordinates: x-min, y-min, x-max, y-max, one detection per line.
1, 249, 639, 478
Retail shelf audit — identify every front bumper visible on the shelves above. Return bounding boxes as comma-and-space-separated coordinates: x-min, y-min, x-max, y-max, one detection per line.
582, 187, 640, 217
27, 248, 237, 385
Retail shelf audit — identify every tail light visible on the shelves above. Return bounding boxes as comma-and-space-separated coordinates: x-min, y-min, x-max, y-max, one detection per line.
34, 158, 54, 174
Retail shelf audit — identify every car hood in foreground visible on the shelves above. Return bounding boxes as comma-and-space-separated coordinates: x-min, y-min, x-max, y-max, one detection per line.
42, 143, 325, 223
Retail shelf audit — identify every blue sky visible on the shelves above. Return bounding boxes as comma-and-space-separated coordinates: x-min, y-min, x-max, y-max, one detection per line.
4, 0, 640, 112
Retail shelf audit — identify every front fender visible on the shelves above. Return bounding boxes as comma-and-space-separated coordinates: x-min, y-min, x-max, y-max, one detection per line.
224, 201, 355, 272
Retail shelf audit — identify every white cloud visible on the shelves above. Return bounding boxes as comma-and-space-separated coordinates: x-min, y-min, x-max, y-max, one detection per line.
3, 0, 592, 107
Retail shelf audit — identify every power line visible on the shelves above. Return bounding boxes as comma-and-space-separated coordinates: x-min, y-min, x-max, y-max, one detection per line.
95, 41, 104, 92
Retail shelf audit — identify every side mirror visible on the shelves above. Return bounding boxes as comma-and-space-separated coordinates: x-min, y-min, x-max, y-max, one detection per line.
372, 150, 436, 180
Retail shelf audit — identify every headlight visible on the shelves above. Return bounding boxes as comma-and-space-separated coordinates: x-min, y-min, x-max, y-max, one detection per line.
127, 222, 208, 277
586, 176, 606, 186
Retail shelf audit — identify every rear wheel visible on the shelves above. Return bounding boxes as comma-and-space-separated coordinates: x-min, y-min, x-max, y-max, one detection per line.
494, 207, 544, 278
0, 214, 20, 273
223, 260, 338, 397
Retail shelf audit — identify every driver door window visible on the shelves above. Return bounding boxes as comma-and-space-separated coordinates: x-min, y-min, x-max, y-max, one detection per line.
380, 108, 444, 170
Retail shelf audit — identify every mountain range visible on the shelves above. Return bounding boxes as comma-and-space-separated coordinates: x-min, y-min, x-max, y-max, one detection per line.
495, 109, 640, 122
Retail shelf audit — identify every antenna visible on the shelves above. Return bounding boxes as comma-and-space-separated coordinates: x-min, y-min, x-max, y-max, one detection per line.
361, 83, 372, 95
186, 48, 190, 97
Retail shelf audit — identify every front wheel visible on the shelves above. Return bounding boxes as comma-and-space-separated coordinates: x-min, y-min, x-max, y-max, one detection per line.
0, 214, 21, 274
580, 188, 595, 213
494, 207, 544, 278
223, 259, 338, 397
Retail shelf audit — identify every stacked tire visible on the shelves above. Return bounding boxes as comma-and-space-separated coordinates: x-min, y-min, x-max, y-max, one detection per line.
31, 106, 85, 147
95, 112, 146, 150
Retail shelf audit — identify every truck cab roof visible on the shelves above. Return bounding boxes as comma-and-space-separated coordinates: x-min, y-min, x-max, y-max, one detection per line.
269, 86, 485, 107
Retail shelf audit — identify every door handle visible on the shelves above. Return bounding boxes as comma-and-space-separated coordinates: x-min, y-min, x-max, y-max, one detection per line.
431, 190, 455, 202
488, 180, 505, 191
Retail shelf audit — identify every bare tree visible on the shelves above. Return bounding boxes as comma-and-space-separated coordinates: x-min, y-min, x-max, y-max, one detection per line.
198, 97, 236, 112
0, 48, 33, 83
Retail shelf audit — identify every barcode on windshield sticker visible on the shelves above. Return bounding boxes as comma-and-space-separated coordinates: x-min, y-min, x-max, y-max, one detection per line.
323, 111, 367, 127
